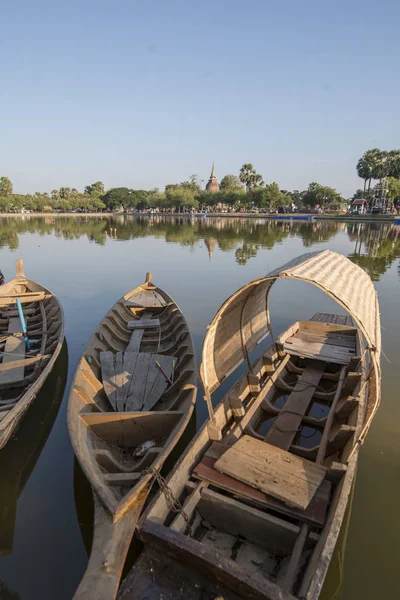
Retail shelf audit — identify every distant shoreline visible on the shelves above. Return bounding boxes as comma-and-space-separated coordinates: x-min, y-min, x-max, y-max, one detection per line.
0, 212, 396, 223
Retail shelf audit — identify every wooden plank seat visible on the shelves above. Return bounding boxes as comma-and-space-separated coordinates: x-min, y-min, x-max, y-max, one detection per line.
265, 359, 326, 451
214, 435, 327, 510
193, 448, 331, 527
124, 289, 166, 308
126, 310, 158, 352
127, 318, 160, 329
100, 351, 176, 412
282, 325, 356, 366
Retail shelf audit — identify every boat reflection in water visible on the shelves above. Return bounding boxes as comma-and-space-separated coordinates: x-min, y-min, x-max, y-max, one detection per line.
0, 341, 68, 555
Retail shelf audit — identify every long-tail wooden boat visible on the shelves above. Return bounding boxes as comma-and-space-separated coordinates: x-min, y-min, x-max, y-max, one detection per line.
120, 250, 381, 600
68, 273, 197, 599
0, 259, 64, 449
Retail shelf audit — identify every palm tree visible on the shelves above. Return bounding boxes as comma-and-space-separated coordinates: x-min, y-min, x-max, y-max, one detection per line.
356, 156, 371, 195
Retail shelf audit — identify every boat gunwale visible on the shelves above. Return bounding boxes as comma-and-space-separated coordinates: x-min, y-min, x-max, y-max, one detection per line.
0, 270, 65, 445
67, 278, 197, 521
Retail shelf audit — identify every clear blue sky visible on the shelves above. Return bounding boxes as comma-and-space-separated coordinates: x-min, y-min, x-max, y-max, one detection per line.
1, 0, 399, 197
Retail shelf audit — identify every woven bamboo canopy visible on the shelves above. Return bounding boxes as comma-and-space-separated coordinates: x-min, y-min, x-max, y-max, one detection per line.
200, 250, 381, 414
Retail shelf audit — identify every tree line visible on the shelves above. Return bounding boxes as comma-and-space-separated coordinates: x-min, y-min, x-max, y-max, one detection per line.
356, 148, 400, 206
0, 165, 346, 213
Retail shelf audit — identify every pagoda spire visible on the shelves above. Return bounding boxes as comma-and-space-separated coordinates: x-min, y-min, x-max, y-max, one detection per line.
206, 162, 220, 193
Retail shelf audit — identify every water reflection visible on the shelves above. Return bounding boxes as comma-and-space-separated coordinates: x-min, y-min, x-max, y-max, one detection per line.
347, 222, 400, 281
0, 343, 68, 598
0, 342, 68, 556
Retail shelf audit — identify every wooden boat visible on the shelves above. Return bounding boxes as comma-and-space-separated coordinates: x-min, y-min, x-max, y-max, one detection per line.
68, 272, 197, 599
0, 341, 67, 554
0, 259, 64, 449
121, 250, 381, 600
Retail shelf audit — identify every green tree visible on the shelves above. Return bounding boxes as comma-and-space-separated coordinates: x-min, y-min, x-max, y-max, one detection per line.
101, 187, 135, 210
251, 182, 291, 211
387, 177, 400, 206
165, 184, 198, 211
239, 164, 264, 191
0, 177, 13, 197
352, 189, 365, 200
85, 181, 105, 195
220, 174, 244, 193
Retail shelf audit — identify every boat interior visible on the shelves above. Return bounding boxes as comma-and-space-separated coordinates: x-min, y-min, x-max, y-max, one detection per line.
0, 275, 61, 417
70, 278, 197, 506
139, 313, 372, 598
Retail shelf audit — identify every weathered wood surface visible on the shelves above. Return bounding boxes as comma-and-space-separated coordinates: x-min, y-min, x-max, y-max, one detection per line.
193, 454, 330, 527
0, 291, 48, 307
124, 290, 166, 308
127, 318, 160, 329
265, 360, 325, 450
73, 489, 148, 600
139, 520, 298, 600
0, 260, 64, 450
100, 351, 176, 412
309, 313, 354, 326
215, 435, 326, 510
0, 318, 26, 385
118, 550, 241, 600
197, 488, 319, 554
0, 354, 47, 373
283, 335, 354, 365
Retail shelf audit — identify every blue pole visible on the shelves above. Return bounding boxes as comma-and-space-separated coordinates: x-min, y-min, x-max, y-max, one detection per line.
16, 298, 30, 351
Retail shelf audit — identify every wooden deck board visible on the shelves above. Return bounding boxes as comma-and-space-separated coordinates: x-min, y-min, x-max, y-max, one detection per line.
214, 435, 326, 510
125, 290, 166, 308
125, 310, 153, 352
265, 360, 326, 450
193, 455, 330, 527
142, 355, 175, 411
101, 351, 175, 412
127, 318, 160, 330
283, 337, 354, 365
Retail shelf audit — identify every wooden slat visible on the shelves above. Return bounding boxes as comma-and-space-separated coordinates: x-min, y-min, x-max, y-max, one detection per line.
265, 360, 325, 451
214, 435, 326, 510
0, 318, 25, 385
197, 488, 319, 554
118, 352, 139, 411
0, 308, 36, 318
125, 290, 166, 308
127, 319, 160, 330
293, 331, 355, 349
125, 310, 152, 352
142, 355, 175, 411
125, 353, 152, 411
0, 354, 47, 372
100, 351, 118, 410
283, 338, 354, 365
0, 292, 48, 306
126, 330, 144, 352
193, 455, 330, 527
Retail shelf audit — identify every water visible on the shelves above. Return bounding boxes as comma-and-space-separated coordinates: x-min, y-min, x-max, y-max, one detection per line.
0, 215, 398, 600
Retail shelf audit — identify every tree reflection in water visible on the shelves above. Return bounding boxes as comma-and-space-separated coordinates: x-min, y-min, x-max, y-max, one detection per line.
0, 215, 398, 277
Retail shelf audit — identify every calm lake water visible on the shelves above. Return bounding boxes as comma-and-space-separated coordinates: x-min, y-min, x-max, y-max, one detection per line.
0, 215, 399, 600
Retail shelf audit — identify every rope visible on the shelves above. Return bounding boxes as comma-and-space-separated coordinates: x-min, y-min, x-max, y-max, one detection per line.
142, 467, 189, 526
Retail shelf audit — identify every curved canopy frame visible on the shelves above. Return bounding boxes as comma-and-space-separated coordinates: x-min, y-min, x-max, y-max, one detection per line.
200, 250, 381, 434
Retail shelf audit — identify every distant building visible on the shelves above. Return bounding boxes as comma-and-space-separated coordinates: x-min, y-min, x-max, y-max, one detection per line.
205, 163, 220, 193
352, 199, 368, 214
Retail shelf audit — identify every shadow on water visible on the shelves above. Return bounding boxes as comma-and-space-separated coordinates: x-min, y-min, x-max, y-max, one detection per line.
0, 340, 68, 596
